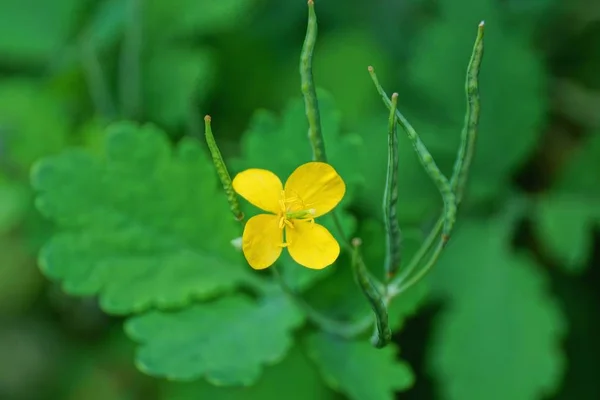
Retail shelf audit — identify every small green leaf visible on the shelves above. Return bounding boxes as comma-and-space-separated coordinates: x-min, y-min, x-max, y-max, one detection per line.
554, 132, 600, 196
536, 194, 598, 273
125, 294, 304, 384
143, 47, 214, 129
428, 216, 567, 400
162, 344, 335, 400
535, 133, 600, 273
31, 122, 253, 315
306, 333, 414, 400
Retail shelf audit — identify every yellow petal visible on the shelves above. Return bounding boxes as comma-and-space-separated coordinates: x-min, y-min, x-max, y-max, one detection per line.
286, 221, 340, 269
241, 214, 283, 270
284, 162, 345, 217
232, 168, 283, 214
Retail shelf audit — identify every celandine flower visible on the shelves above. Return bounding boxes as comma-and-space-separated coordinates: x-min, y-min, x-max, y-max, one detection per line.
232, 162, 345, 270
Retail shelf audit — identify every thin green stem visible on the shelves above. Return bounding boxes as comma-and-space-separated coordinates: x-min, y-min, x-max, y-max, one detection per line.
368, 66, 457, 244
272, 265, 373, 338
451, 21, 485, 204
351, 238, 392, 348
119, 0, 142, 119
383, 93, 402, 282
300, 0, 326, 162
204, 116, 244, 221
388, 215, 443, 292
395, 240, 445, 295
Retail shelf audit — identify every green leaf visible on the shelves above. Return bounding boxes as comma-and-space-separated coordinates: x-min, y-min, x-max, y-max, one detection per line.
143, 47, 214, 129
407, 0, 546, 202
0, 0, 83, 64
536, 194, 598, 273
0, 80, 69, 170
162, 344, 336, 400
306, 333, 414, 400
535, 134, 600, 273
125, 294, 304, 384
31, 122, 253, 314
428, 215, 567, 400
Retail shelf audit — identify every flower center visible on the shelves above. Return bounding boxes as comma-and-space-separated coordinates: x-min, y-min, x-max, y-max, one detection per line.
277, 190, 315, 230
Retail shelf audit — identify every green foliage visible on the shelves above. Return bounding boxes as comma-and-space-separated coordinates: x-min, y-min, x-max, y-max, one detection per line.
306, 332, 414, 400
1, 0, 595, 397
31, 122, 253, 314
126, 294, 304, 384
162, 345, 336, 400
428, 213, 567, 400
535, 133, 600, 272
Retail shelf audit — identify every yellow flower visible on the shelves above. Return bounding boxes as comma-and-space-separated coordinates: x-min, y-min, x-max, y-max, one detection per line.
232, 162, 346, 270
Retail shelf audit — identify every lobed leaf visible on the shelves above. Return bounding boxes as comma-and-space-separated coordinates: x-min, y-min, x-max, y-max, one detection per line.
161, 344, 335, 400
428, 215, 567, 400
126, 294, 304, 384
31, 122, 254, 315
306, 332, 414, 400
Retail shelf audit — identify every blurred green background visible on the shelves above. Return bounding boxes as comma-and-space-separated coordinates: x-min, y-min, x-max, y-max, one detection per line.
1, 0, 600, 399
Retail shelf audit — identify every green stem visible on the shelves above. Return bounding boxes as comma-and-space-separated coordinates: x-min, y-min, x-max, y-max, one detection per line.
368, 67, 457, 244
119, 0, 142, 119
300, 0, 326, 162
297, 0, 389, 346
272, 265, 373, 338
383, 93, 402, 282
388, 215, 443, 293
204, 116, 244, 221
351, 238, 392, 348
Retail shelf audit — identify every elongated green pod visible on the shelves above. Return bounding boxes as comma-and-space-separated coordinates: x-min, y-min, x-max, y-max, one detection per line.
451, 21, 485, 204
300, 0, 327, 162
368, 67, 456, 243
387, 22, 486, 296
351, 238, 392, 348
383, 93, 402, 281
204, 116, 244, 221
